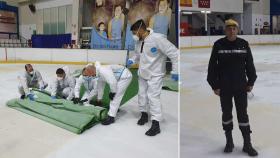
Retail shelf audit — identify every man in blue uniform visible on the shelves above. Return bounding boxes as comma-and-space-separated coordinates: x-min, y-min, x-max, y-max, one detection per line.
207, 19, 258, 156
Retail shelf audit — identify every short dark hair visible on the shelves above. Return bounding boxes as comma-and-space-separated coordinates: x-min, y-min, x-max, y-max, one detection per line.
159, 0, 170, 4
131, 19, 146, 31
98, 22, 105, 28
25, 64, 31, 71
115, 5, 122, 10
56, 68, 65, 75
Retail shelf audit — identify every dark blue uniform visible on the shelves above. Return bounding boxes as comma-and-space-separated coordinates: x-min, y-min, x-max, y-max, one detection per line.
207, 37, 257, 134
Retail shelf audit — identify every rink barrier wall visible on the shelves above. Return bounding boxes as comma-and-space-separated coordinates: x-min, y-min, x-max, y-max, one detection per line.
0, 48, 129, 65
180, 35, 280, 49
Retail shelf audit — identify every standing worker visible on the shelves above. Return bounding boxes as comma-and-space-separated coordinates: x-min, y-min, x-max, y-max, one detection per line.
207, 19, 258, 156
127, 19, 179, 136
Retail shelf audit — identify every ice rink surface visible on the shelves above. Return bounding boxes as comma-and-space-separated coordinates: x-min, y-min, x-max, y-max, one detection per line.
0, 64, 178, 158
181, 45, 280, 158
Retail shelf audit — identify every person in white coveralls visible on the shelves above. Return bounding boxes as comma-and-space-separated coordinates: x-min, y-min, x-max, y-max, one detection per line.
73, 62, 132, 125
127, 19, 179, 136
18, 64, 48, 100
50, 67, 76, 100
93, 61, 132, 125
73, 66, 98, 106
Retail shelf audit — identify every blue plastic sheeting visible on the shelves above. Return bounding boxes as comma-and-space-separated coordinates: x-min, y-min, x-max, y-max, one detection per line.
31, 34, 71, 48
90, 24, 135, 50
271, 0, 280, 15
0, 1, 18, 12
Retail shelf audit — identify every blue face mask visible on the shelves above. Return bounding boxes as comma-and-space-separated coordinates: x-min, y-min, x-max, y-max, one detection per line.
83, 76, 97, 81
83, 76, 92, 81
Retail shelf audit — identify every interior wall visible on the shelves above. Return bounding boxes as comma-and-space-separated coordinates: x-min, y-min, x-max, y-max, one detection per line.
251, 0, 270, 34
181, 0, 243, 13
1, 0, 18, 6
18, 0, 75, 40
252, 0, 270, 15
82, 0, 94, 27
167, 1, 178, 47
19, 4, 37, 39
243, 3, 253, 35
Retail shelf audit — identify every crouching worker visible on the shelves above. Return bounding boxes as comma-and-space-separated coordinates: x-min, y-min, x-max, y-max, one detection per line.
73, 65, 98, 106
93, 62, 132, 125
18, 64, 48, 100
50, 67, 76, 100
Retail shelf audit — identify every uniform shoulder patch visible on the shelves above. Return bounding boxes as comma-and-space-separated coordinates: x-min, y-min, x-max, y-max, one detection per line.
151, 47, 157, 53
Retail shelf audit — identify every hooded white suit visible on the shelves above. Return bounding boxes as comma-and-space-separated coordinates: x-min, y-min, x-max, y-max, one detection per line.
18, 70, 48, 96
129, 29, 178, 121
50, 66, 76, 100
95, 62, 132, 117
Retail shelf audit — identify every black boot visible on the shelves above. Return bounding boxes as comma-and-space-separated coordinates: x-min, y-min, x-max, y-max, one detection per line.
20, 95, 25, 99
242, 132, 258, 156
224, 131, 234, 153
145, 120, 161, 136
137, 112, 148, 125
101, 116, 115, 125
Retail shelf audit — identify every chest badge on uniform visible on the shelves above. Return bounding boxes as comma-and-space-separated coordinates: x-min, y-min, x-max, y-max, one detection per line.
151, 47, 157, 54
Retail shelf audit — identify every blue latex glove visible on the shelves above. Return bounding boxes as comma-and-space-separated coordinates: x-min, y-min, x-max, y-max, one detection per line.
127, 59, 134, 67
171, 74, 179, 81
27, 93, 35, 101
51, 96, 56, 100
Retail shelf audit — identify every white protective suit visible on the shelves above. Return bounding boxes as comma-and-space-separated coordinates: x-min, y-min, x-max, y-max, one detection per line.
18, 70, 48, 95
50, 67, 76, 100
95, 63, 132, 117
129, 29, 178, 121
74, 75, 98, 104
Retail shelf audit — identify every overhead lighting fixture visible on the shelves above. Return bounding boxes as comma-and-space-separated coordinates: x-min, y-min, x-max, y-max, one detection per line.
201, 10, 211, 14
181, 11, 193, 15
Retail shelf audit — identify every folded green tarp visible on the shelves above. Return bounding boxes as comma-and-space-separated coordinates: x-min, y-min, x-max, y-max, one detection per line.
6, 89, 108, 134
6, 69, 139, 134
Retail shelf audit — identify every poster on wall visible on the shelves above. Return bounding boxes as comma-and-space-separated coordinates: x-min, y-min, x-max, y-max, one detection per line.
90, 0, 172, 50
0, 10, 17, 38
180, 0, 192, 7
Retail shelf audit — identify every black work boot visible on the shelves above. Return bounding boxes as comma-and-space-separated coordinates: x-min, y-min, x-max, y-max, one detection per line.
224, 131, 234, 153
20, 95, 25, 99
242, 132, 258, 156
145, 120, 161, 136
137, 112, 148, 125
101, 116, 115, 125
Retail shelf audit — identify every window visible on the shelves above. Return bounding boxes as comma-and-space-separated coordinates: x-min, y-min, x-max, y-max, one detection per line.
58, 6, 66, 34
41, 5, 72, 35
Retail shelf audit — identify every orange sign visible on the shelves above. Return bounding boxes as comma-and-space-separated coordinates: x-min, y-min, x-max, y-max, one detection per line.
180, 0, 192, 7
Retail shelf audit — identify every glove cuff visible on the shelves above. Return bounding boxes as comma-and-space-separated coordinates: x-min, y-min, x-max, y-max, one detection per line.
170, 70, 178, 75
